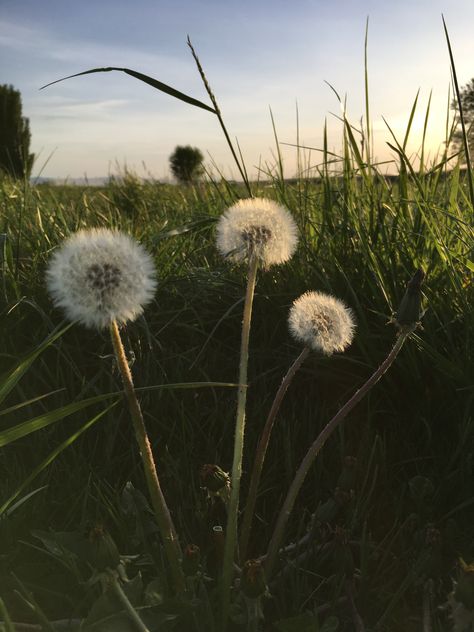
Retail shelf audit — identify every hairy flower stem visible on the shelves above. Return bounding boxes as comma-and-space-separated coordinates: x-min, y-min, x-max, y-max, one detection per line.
221, 255, 259, 629
109, 320, 186, 595
265, 330, 413, 578
240, 346, 310, 560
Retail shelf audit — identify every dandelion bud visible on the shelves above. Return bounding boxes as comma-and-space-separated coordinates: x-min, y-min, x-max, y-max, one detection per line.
182, 544, 201, 576
394, 268, 424, 331
216, 197, 298, 268
200, 464, 230, 493
241, 559, 267, 598
86, 525, 120, 571
288, 291, 355, 355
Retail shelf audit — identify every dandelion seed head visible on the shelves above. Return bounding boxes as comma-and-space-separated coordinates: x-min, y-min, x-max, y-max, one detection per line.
216, 198, 298, 267
288, 291, 355, 355
46, 228, 156, 329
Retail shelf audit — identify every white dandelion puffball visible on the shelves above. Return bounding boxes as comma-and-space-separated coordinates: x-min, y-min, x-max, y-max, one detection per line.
288, 291, 355, 355
216, 197, 298, 267
46, 228, 156, 329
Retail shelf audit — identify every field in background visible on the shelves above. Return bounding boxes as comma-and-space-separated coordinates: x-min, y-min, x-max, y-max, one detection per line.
1, 145, 474, 628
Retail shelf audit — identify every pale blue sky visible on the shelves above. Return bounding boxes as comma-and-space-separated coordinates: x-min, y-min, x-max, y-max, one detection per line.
1, 0, 473, 180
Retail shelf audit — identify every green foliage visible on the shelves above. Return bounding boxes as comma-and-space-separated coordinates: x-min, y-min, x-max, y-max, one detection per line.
169, 145, 204, 184
451, 78, 474, 155
0, 84, 34, 179
2, 44, 474, 629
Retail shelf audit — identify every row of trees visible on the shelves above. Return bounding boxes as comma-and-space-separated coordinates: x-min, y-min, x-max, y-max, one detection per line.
0, 84, 204, 183
2, 80, 474, 182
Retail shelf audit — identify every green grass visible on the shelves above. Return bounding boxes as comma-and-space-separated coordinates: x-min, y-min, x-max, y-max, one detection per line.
1, 79, 474, 630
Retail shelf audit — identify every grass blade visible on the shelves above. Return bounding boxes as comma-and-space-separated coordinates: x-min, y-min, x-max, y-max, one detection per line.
40, 67, 217, 114
442, 15, 474, 207
0, 403, 118, 517
0, 323, 72, 407
0, 393, 119, 447
0, 381, 237, 447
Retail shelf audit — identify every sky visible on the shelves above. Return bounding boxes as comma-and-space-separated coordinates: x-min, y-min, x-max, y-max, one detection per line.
1, 0, 474, 181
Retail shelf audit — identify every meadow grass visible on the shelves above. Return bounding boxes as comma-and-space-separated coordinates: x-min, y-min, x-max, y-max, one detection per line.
1, 88, 474, 630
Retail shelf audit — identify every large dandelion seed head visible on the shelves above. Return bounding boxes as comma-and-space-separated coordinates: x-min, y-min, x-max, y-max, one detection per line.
216, 198, 298, 268
288, 291, 355, 355
46, 228, 157, 329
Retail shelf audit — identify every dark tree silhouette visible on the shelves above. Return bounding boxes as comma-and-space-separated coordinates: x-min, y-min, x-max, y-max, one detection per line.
451, 78, 474, 161
169, 145, 204, 184
0, 85, 34, 178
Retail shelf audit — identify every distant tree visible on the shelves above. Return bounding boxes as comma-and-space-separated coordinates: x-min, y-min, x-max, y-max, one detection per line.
0, 84, 34, 179
451, 78, 474, 161
169, 145, 204, 184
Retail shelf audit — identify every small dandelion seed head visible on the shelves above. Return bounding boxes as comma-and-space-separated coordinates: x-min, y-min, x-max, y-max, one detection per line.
288, 291, 355, 355
216, 197, 298, 268
46, 228, 157, 329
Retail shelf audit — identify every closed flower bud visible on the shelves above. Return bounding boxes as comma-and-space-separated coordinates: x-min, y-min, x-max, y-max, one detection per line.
200, 464, 230, 494
86, 525, 120, 571
182, 544, 201, 576
394, 268, 425, 331
241, 559, 267, 599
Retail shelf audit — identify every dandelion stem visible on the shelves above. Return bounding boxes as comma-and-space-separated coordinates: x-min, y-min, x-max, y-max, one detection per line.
240, 346, 310, 560
264, 330, 412, 578
221, 254, 259, 628
109, 320, 186, 595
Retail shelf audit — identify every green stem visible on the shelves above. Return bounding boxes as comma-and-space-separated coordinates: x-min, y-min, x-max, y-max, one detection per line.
240, 346, 310, 560
0, 597, 14, 632
264, 331, 411, 578
221, 255, 259, 628
109, 320, 186, 595
109, 572, 150, 632
187, 37, 252, 197
245, 597, 262, 632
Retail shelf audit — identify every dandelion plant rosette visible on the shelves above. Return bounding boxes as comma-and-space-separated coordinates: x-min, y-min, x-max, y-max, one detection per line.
240, 290, 355, 559
216, 197, 299, 623
46, 228, 156, 330
46, 228, 186, 594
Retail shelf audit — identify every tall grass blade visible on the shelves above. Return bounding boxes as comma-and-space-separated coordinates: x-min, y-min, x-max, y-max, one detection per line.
0, 381, 237, 447
0, 393, 120, 447
442, 15, 474, 207
402, 90, 420, 151
40, 67, 217, 114
0, 403, 118, 517
0, 323, 72, 407
364, 17, 371, 168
